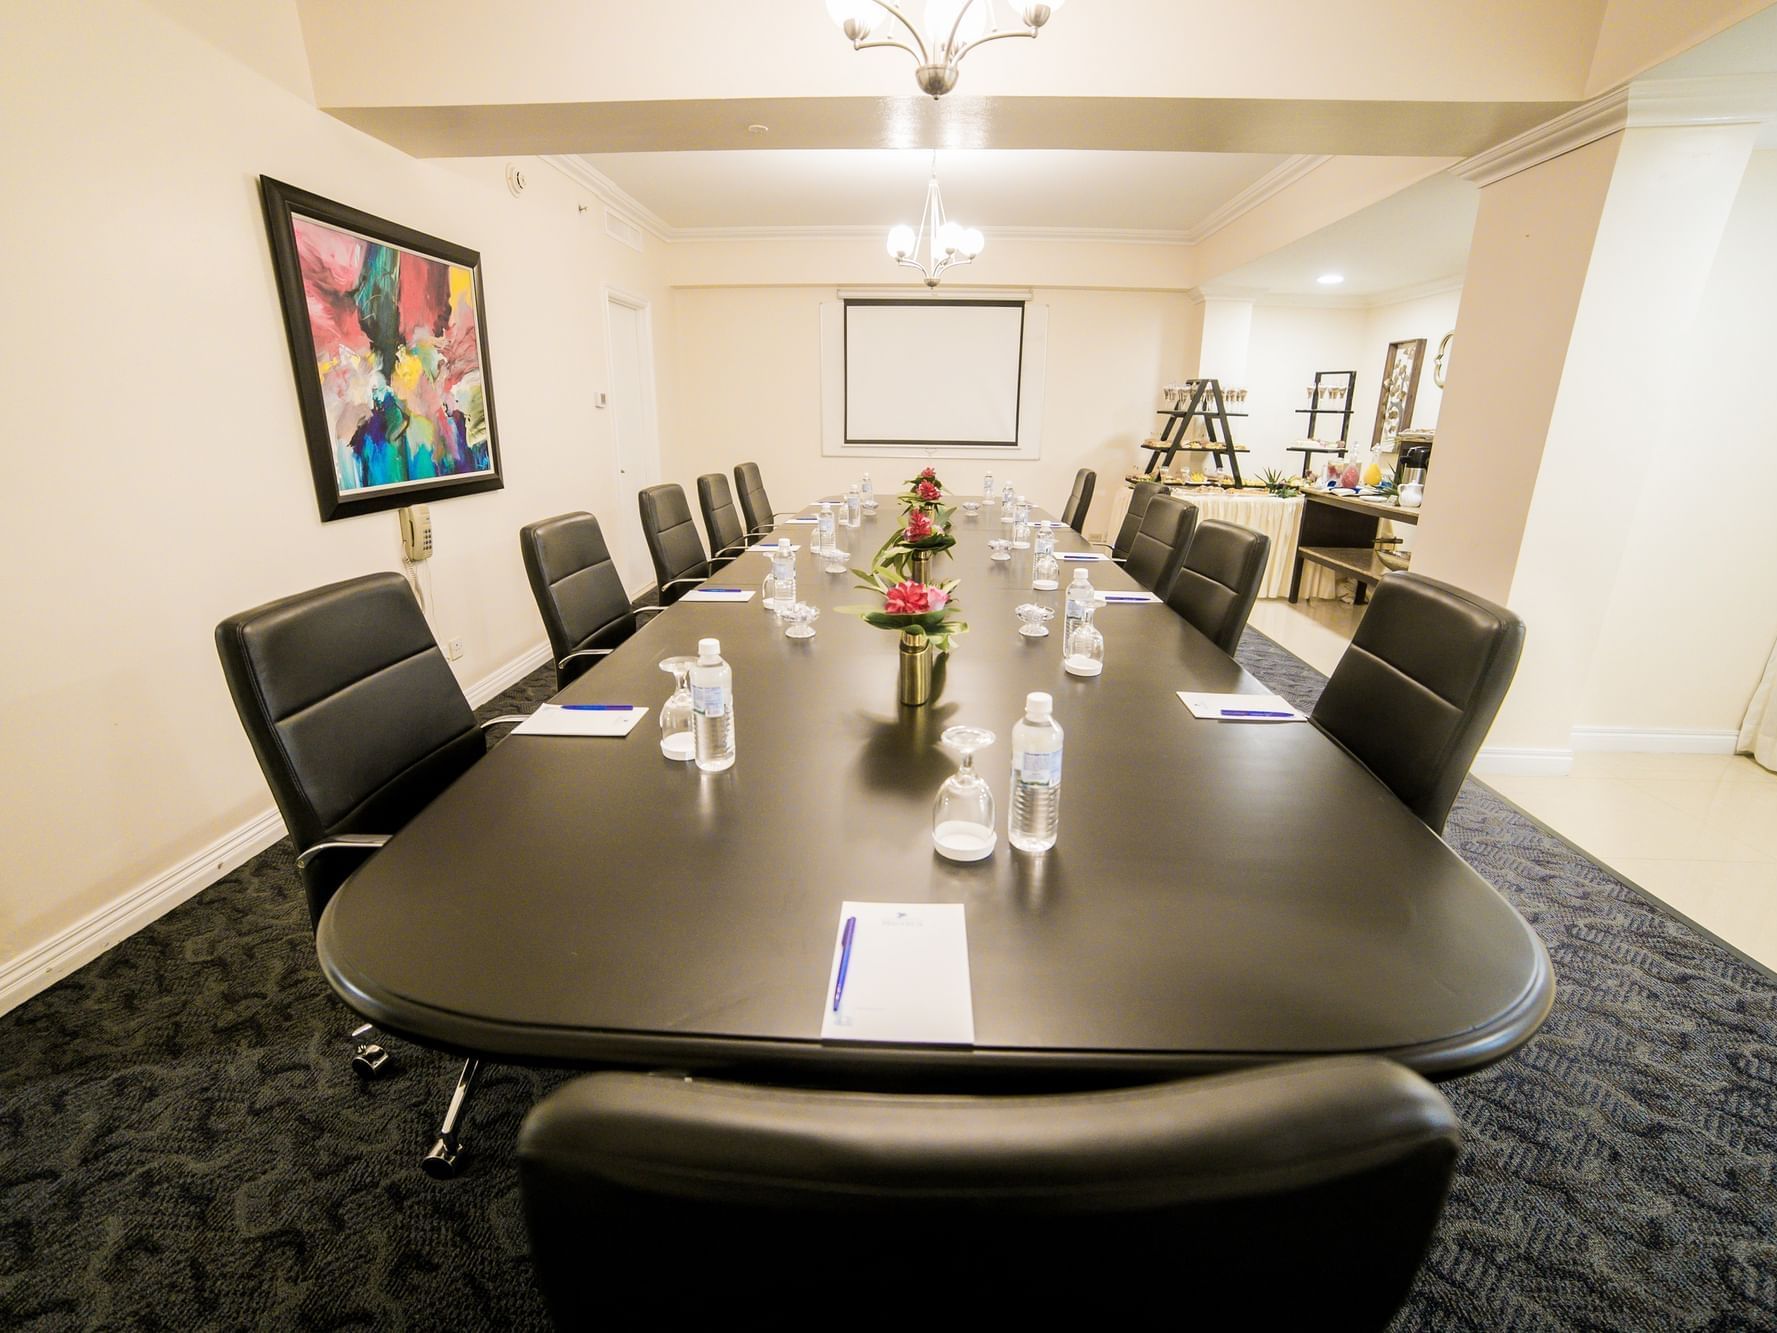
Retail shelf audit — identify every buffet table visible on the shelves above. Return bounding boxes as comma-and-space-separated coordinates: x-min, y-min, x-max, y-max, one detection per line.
1105, 486, 1337, 600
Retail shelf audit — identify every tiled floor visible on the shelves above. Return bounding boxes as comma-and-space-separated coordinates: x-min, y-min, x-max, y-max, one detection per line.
1250, 597, 1777, 973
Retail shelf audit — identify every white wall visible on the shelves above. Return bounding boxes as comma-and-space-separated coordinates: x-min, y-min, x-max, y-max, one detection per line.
1351, 286, 1464, 457
1239, 304, 1368, 479
665, 282, 1196, 541
0, 0, 670, 1004
1577, 149, 1777, 737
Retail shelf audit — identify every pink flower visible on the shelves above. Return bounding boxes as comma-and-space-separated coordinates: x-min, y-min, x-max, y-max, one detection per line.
884, 581, 931, 614
916, 480, 941, 502
919, 467, 937, 480
904, 509, 934, 540
925, 586, 949, 610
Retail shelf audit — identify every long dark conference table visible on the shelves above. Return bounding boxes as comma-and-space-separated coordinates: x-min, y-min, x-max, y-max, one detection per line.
317, 496, 1553, 1084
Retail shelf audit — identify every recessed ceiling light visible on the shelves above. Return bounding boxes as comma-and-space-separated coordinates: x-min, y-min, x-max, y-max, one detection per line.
746, 123, 770, 135
1317, 273, 1345, 285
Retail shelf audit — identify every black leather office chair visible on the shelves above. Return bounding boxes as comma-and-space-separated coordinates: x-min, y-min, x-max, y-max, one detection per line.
1059, 467, 1096, 534
1092, 479, 1164, 563
520, 512, 664, 690
216, 572, 521, 1177
518, 1057, 1459, 1326
733, 461, 796, 537
637, 483, 713, 605
1166, 519, 1271, 656
1120, 493, 1198, 599
1313, 572, 1526, 835
696, 473, 749, 567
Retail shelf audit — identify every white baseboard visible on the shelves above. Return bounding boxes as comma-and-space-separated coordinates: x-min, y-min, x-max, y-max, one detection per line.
1474, 746, 1575, 777
0, 640, 552, 1019
1571, 726, 1738, 755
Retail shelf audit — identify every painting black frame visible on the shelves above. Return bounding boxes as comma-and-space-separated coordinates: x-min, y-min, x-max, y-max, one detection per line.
259, 176, 505, 522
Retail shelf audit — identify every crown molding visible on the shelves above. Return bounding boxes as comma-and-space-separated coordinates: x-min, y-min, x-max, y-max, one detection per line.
543, 153, 1340, 247
1182, 155, 1331, 242
1626, 73, 1777, 128
539, 154, 673, 242
1452, 88, 1628, 186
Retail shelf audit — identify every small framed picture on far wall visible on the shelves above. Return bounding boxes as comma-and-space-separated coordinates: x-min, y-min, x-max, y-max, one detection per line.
1372, 338, 1426, 452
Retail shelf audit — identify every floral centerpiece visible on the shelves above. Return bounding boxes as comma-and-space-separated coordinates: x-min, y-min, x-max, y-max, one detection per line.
841, 568, 968, 705
899, 467, 947, 511
875, 502, 956, 581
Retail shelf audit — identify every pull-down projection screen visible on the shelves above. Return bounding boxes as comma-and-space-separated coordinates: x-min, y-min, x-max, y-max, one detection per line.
844, 300, 1025, 446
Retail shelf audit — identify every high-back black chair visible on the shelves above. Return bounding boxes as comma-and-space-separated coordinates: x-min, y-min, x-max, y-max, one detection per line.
1120, 493, 1198, 598
1313, 572, 1525, 835
1093, 479, 1164, 563
521, 512, 664, 690
638, 483, 713, 605
216, 572, 520, 1175
1166, 519, 1270, 656
518, 1057, 1459, 1326
696, 473, 749, 566
1059, 468, 1096, 534
733, 461, 790, 537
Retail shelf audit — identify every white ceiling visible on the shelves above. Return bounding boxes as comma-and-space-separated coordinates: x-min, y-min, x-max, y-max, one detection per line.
569, 149, 1292, 237
1205, 174, 1480, 300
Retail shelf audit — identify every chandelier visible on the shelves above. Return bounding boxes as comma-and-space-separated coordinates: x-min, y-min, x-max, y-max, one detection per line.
887, 156, 983, 287
825, 0, 1069, 98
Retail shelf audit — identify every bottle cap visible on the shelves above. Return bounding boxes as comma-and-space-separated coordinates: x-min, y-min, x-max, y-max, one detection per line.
698, 638, 721, 662
1071, 567, 1089, 582
1026, 691, 1053, 721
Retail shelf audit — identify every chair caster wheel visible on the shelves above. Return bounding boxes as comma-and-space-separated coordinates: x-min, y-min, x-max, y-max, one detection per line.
422, 1137, 463, 1179
351, 1044, 392, 1078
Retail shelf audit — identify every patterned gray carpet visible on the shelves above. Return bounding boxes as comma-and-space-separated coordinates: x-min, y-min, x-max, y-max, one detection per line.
2, 633, 1774, 1330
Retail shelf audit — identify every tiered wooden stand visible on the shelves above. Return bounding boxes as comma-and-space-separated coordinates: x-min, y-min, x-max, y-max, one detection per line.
1143, 378, 1249, 485
1286, 369, 1357, 477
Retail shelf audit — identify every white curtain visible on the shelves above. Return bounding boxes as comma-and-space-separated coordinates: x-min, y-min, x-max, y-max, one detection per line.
1739, 636, 1777, 772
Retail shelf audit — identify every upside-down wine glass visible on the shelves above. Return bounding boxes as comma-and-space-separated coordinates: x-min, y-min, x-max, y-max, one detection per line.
658, 656, 697, 760
933, 725, 997, 862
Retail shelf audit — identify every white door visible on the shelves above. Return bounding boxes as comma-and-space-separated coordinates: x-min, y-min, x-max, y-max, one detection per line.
606, 294, 659, 585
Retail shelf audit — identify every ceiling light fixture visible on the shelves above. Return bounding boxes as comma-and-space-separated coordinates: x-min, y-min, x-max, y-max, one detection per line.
825, 0, 1068, 99
1317, 273, 1345, 285
887, 154, 983, 287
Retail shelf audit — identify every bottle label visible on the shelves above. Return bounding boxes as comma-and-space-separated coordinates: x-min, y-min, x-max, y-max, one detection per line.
692, 683, 727, 718
1066, 596, 1087, 622
1014, 746, 1063, 787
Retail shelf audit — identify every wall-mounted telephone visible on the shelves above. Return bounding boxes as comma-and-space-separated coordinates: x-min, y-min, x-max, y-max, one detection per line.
399, 505, 433, 561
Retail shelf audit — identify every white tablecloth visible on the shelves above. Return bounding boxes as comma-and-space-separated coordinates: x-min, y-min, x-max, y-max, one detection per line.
1104, 487, 1337, 600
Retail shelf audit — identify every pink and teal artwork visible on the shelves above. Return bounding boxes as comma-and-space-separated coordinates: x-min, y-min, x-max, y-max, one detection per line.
261, 178, 504, 521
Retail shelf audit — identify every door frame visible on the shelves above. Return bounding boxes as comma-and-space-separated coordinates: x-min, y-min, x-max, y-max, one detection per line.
603, 285, 661, 487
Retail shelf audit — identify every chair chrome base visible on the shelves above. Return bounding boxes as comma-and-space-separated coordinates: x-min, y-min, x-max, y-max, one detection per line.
349, 1023, 393, 1078
420, 1057, 483, 1180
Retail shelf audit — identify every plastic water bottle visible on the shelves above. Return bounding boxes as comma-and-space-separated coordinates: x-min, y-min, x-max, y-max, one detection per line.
691, 637, 735, 772
845, 486, 862, 528
1064, 567, 1097, 646
1012, 496, 1032, 549
817, 502, 837, 556
1032, 524, 1060, 591
982, 471, 995, 503
770, 538, 796, 614
1001, 480, 1016, 512
860, 473, 876, 510
1010, 692, 1063, 852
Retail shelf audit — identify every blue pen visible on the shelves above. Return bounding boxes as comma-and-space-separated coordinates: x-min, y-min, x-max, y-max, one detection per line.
832, 916, 858, 1012
1219, 708, 1294, 719
561, 704, 638, 712
700, 587, 744, 592
1102, 594, 1151, 602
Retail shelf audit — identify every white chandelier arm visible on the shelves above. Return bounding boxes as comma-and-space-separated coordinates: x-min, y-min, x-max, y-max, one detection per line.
859, 2, 930, 64
952, 25, 1042, 61
939, 0, 983, 59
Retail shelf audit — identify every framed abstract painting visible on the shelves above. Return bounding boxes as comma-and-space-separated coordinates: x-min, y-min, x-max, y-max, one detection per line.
259, 177, 504, 521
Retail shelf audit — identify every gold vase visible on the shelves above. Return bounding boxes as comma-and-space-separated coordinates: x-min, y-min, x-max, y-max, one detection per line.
898, 628, 932, 707
910, 549, 933, 585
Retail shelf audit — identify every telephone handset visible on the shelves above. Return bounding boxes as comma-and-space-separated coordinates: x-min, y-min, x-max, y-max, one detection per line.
399, 505, 433, 561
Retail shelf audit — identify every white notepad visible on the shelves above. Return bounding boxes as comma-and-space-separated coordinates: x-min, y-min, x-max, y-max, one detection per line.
1176, 691, 1305, 723
821, 902, 975, 1046
1098, 590, 1161, 605
782, 516, 820, 524
678, 588, 757, 603
746, 542, 801, 555
511, 704, 649, 738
